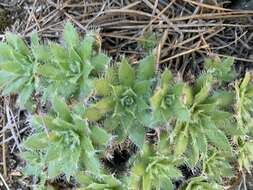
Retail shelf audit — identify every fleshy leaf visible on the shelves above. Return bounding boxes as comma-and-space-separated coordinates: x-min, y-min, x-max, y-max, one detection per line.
63, 21, 79, 48
161, 178, 173, 190
0, 42, 13, 61
0, 71, 15, 86
91, 53, 110, 72
173, 101, 190, 122
83, 151, 101, 174
91, 126, 111, 145
119, 58, 135, 86
194, 82, 211, 105
17, 83, 34, 107
137, 54, 156, 80
134, 80, 151, 96
2, 77, 27, 95
6, 33, 29, 55
84, 107, 104, 121
129, 126, 145, 148
175, 126, 188, 155
241, 72, 251, 90
37, 64, 61, 79
94, 79, 111, 96
32, 45, 50, 62
45, 145, 61, 161
48, 161, 62, 178
52, 96, 72, 122
205, 120, 231, 153
22, 132, 48, 150
150, 89, 163, 109
142, 173, 152, 190
80, 33, 95, 60
50, 43, 69, 70
161, 69, 173, 88
206, 127, 231, 153
95, 97, 114, 113
0, 61, 23, 73
105, 67, 118, 84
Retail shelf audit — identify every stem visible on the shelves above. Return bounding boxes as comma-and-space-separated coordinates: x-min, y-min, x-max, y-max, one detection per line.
242, 171, 247, 190
2, 132, 7, 178
2, 101, 7, 178
0, 172, 10, 190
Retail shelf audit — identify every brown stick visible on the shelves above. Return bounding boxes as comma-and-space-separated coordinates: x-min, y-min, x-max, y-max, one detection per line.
2, 131, 7, 178
160, 45, 209, 64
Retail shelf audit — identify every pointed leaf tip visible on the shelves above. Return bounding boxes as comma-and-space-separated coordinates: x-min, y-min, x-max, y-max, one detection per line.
63, 21, 79, 48
137, 54, 156, 80
52, 96, 72, 123
161, 69, 173, 88
119, 58, 135, 86
91, 53, 110, 72
91, 126, 111, 145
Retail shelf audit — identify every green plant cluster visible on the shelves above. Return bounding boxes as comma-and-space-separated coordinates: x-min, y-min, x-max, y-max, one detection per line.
1, 22, 253, 190
0, 22, 109, 108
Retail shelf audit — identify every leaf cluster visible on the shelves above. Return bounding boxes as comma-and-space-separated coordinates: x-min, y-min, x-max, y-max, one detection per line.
21, 96, 111, 186
85, 55, 156, 147
1, 23, 253, 190
0, 22, 110, 109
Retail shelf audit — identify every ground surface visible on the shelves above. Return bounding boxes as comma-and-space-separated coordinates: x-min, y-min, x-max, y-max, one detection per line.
0, 0, 253, 189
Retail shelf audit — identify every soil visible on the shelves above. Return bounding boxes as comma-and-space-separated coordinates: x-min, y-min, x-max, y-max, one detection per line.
230, 0, 253, 9
0, 8, 12, 32
102, 140, 137, 176
0, 97, 31, 190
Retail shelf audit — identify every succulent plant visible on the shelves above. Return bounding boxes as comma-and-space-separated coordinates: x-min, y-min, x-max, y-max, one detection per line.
0, 22, 110, 110
85, 55, 156, 147
130, 133, 182, 190
21, 97, 111, 185
0, 22, 252, 189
